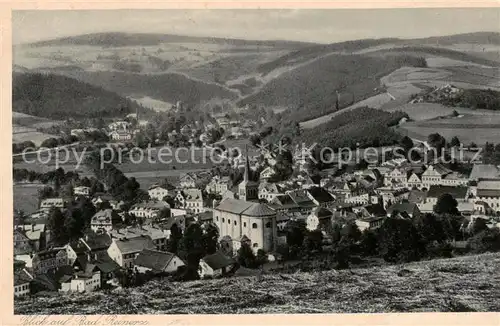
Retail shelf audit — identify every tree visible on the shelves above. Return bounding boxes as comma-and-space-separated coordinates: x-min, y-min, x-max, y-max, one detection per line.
47, 207, 67, 246
471, 218, 489, 235
427, 133, 446, 152
399, 136, 414, 153
285, 219, 306, 248
359, 229, 378, 256
167, 223, 183, 254
341, 222, 362, 243
433, 193, 459, 216
237, 242, 257, 268
303, 230, 323, 255
449, 136, 461, 148
467, 227, 500, 253
38, 186, 55, 201
377, 218, 426, 263
202, 223, 219, 255
413, 213, 448, 244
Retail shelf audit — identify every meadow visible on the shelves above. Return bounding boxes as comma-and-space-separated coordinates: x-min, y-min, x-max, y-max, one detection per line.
13, 183, 44, 213
14, 253, 500, 314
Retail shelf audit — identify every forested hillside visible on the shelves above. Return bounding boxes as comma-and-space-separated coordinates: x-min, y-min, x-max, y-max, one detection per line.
13, 72, 146, 120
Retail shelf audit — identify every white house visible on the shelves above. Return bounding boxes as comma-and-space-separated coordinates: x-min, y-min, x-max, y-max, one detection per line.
74, 186, 91, 196
60, 268, 101, 293
14, 269, 32, 297
175, 189, 204, 214
129, 201, 170, 220
90, 209, 115, 233
148, 184, 175, 201
199, 251, 237, 278
107, 236, 156, 269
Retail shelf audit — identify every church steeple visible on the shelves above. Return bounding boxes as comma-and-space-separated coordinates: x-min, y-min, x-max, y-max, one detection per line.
238, 144, 259, 202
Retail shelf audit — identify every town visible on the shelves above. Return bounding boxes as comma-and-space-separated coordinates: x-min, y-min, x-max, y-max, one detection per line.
13, 102, 500, 298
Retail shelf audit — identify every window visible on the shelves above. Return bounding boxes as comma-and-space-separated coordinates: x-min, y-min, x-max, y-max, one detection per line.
253, 243, 258, 248
252, 223, 258, 229
234, 221, 237, 226
243, 222, 247, 227
222, 218, 225, 223
228, 219, 231, 224
265, 222, 271, 228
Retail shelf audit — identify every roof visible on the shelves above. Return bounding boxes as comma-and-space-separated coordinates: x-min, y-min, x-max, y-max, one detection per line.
477, 179, 500, 190
469, 164, 500, 180
113, 236, 156, 254
82, 233, 112, 251
307, 187, 335, 203
386, 202, 418, 215
15, 224, 45, 241
14, 269, 32, 286
202, 251, 235, 270
477, 189, 500, 198
427, 186, 468, 199
111, 225, 166, 241
134, 249, 177, 272
364, 204, 387, 217
408, 189, 427, 204
242, 203, 276, 217
91, 209, 114, 224
287, 190, 316, 207
313, 207, 333, 218
182, 188, 203, 201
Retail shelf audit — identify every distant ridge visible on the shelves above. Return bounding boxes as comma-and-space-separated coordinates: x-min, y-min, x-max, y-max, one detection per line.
21, 32, 317, 49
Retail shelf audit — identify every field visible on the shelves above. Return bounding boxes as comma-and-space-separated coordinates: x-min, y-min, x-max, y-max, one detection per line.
12, 124, 55, 147
13, 183, 44, 213
398, 124, 500, 145
14, 253, 500, 314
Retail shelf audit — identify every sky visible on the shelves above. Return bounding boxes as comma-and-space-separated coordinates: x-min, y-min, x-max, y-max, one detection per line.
12, 8, 500, 45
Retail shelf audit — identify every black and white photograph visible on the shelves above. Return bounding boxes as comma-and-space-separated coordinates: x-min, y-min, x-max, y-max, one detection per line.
11, 8, 500, 315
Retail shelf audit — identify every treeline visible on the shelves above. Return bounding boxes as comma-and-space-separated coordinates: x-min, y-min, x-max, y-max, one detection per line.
299, 107, 408, 150
13, 72, 148, 120
439, 89, 500, 111
13, 167, 79, 185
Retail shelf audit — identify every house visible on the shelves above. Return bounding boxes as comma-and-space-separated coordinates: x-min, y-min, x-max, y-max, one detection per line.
134, 249, 185, 274
179, 172, 198, 188
74, 186, 91, 196
355, 216, 385, 232
108, 121, 130, 131
175, 188, 204, 214
306, 187, 336, 208
129, 201, 170, 220
60, 264, 101, 293
259, 166, 276, 182
110, 225, 169, 251
14, 224, 46, 254
199, 251, 237, 278
205, 176, 230, 195
470, 179, 500, 212
107, 236, 156, 268
39, 197, 67, 212
407, 172, 423, 189
109, 130, 132, 142
386, 202, 421, 219
148, 184, 176, 201
14, 268, 33, 297
306, 207, 333, 231
421, 164, 452, 189
286, 189, 318, 214
384, 167, 408, 187
214, 198, 277, 252
469, 164, 500, 181
258, 182, 286, 202
32, 248, 68, 275
90, 209, 117, 233
91, 193, 114, 207
426, 185, 468, 205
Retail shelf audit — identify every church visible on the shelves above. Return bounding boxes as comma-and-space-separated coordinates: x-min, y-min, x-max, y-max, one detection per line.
213, 148, 277, 253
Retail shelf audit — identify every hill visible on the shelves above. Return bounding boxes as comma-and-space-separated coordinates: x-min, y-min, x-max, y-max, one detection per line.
238, 54, 426, 123
23, 32, 314, 49
14, 253, 500, 314
12, 72, 147, 120
55, 70, 239, 108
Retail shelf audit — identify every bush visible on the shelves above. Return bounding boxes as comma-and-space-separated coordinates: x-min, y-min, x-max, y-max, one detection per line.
467, 227, 500, 253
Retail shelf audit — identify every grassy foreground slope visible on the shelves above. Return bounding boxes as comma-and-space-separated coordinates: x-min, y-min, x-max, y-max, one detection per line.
15, 253, 500, 314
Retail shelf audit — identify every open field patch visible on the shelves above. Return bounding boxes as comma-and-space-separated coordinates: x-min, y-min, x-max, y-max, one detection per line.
13, 183, 45, 214
398, 124, 500, 145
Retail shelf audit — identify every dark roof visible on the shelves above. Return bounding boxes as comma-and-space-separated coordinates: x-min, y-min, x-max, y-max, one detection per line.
387, 202, 418, 215
427, 186, 468, 199
477, 189, 500, 198
408, 189, 427, 204
313, 207, 333, 218
134, 249, 177, 272
114, 236, 156, 254
364, 204, 386, 217
287, 190, 316, 208
14, 269, 32, 286
202, 251, 235, 270
82, 233, 112, 251
307, 187, 335, 203
94, 253, 121, 273
241, 203, 276, 217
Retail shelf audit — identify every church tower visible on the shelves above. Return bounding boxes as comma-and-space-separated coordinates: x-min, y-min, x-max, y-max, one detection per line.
238, 145, 259, 202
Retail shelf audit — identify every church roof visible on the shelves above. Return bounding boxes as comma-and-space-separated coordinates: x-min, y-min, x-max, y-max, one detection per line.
215, 198, 276, 217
